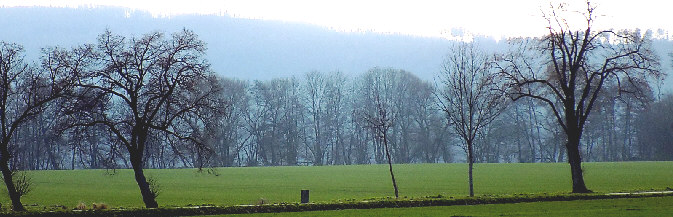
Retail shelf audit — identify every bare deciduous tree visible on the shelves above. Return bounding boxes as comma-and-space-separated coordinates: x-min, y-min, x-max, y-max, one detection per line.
438, 43, 507, 197
64, 29, 219, 208
0, 42, 76, 211
365, 88, 399, 199
359, 68, 403, 198
497, 1, 662, 193
246, 78, 303, 166
304, 71, 349, 165
209, 77, 249, 167
305, 71, 328, 165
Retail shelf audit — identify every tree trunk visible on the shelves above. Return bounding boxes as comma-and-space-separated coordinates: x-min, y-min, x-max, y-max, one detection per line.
383, 133, 399, 198
622, 102, 631, 160
46, 141, 61, 170
467, 140, 474, 197
0, 152, 25, 211
557, 137, 565, 163
130, 153, 158, 208
71, 145, 76, 170
566, 132, 591, 193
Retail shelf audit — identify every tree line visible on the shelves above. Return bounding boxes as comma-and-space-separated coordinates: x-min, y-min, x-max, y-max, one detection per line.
7, 54, 669, 170
0, 0, 669, 211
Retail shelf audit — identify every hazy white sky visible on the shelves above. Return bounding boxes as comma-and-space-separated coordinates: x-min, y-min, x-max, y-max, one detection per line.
2, 0, 672, 39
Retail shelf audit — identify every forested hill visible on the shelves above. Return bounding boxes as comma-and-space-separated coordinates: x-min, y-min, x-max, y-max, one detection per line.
1, 6, 451, 80
1, 6, 671, 91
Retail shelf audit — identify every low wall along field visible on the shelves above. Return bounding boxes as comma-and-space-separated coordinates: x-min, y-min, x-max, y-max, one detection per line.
3, 162, 672, 209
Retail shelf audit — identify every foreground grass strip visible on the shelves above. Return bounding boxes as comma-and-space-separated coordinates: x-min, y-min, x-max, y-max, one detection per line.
2, 191, 672, 217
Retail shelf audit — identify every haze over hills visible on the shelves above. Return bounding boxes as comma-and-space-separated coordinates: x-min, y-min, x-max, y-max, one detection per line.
1, 6, 456, 80
1, 6, 671, 92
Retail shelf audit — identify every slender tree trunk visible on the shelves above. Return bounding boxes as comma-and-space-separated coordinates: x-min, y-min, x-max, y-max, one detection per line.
622, 102, 631, 160
557, 134, 565, 163
130, 152, 158, 208
467, 139, 474, 197
71, 145, 76, 170
382, 132, 399, 198
527, 101, 537, 162
47, 150, 60, 170
516, 130, 524, 163
0, 146, 25, 211
566, 128, 591, 193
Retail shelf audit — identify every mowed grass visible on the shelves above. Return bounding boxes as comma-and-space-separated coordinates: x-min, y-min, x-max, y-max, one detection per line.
1, 162, 672, 209
217, 196, 673, 217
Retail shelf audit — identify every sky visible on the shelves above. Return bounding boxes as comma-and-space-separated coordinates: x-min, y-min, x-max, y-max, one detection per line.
2, 0, 672, 40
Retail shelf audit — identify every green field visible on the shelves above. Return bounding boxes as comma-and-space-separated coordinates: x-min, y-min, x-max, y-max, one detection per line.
2, 162, 672, 209
215, 196, 673, 217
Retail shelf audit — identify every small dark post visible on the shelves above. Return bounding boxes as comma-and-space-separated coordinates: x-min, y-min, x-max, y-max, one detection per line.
301, 190, 309, 203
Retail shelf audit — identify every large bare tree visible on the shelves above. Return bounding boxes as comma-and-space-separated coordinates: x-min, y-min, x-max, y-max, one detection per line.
0, 42, 77, 211
497, 1, 661, 193
65, 29, 219, 208
438, 43, 507, 197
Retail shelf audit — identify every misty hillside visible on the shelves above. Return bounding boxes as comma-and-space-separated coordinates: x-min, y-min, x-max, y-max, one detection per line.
1, 6, 453, 80
1, 6, 671, 91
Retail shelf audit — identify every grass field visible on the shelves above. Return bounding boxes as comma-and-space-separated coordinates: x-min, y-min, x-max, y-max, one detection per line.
214, 196, 673, 217
2, 162, 672, 210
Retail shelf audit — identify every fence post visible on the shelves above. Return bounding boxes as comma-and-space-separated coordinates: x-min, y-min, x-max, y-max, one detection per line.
301, 190, 309, 203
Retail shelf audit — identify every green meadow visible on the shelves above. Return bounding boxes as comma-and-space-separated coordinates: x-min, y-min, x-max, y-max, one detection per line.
2, 162, 672, 210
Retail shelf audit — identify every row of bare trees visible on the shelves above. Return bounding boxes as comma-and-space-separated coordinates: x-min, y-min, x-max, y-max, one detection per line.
0, 0, 668, 210
221, 68, 450, 168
